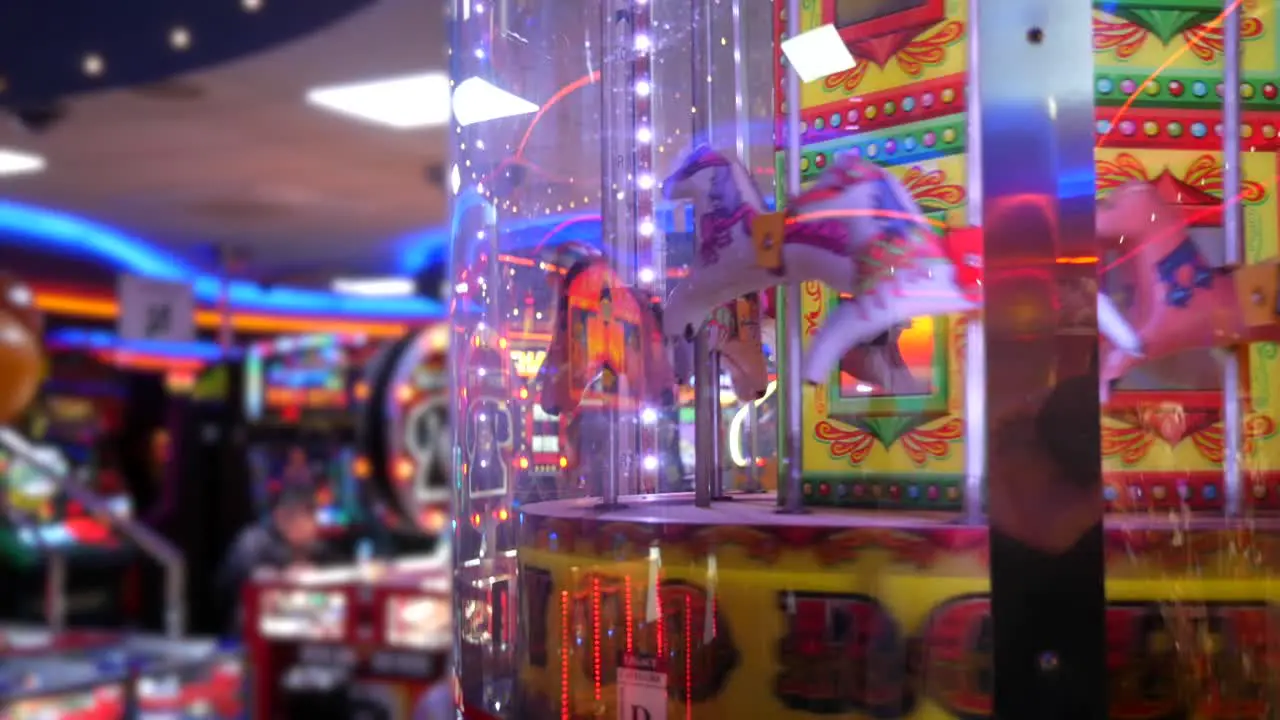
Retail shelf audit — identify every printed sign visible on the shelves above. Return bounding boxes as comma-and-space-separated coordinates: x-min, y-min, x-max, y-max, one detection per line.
118, 275, 195, 343
617, 654, 667, 720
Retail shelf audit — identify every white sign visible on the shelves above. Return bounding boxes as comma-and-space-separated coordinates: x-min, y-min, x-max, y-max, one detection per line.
118, 275, 195, 342
617, 655, 667, 720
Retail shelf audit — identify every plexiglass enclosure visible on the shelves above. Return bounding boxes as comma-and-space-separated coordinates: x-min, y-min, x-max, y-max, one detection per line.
449, 0, 1280, 717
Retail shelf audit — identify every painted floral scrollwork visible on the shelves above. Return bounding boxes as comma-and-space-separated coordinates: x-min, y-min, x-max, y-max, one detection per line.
823, 20, 963, 93
1190, 415, 1277, 463
1096, 152, 1267, 204
1093, 10, 1263, 61
899, 418, 964, 466
814, 420, 876, 465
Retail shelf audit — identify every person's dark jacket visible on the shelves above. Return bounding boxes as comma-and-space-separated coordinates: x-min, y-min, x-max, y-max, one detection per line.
216, 521, 340, 631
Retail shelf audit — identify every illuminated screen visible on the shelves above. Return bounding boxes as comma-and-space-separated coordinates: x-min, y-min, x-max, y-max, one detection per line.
248, 443, 353, 527
837, 311, 936, 397
258, 589, 347, 641
835, 0, 927, 28
384, 595, 451, 649
244, 335, 372, 422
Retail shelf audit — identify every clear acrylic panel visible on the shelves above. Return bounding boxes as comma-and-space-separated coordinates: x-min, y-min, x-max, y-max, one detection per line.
447, 0, 1280, 718
1095, 2, 1280, 716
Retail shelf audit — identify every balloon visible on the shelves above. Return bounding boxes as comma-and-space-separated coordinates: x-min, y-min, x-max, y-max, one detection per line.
0, 272, 43, 424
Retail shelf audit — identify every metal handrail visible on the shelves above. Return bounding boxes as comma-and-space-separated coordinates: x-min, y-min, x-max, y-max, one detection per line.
0, 427, 187, 637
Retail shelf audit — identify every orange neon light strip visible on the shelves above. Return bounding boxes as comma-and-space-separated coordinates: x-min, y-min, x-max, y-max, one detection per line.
33, 291, 414, 338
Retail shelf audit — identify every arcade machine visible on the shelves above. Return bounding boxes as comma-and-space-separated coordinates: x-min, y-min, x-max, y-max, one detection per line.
0, 429, 128, 620
449, 0, 1280, 718
356, 322, 451, 548
0, 655, 129, 720
242, 326, 455, 719
0, 625, 245, 719
244, 333, 379, 548
0, 402, 136, 627
0, 274, 246, 717
241, 558, 451, 720
493, 255, 569, 503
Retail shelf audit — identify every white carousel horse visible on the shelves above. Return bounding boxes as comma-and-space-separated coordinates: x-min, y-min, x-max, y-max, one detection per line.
662, 146, 1146, 387
662, 146, 977, 384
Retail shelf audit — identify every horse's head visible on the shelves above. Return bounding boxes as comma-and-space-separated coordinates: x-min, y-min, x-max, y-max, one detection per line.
536, 316, 573, 417
663, 145, 763, 210
536, 254, 597, 417
638, 298, 678, 408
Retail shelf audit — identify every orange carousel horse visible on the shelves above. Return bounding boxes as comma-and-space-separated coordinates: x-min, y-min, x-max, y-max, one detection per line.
535, 243, 773, 495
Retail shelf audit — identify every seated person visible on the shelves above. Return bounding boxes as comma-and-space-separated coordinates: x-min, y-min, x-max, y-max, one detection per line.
217, 485, 339, 631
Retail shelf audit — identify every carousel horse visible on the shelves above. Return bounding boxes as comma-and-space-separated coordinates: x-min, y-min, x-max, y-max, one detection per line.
534, 245, 677, 419
662, 146, 975, 385
1096, 182, 1247, 397
664, 146, 1154, 390
536, 243, 771, 418
756, 289, 929, 394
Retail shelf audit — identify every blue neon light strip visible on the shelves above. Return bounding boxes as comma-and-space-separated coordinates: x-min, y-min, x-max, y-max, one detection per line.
45, 328, 235, 361
0, 200, 446, 319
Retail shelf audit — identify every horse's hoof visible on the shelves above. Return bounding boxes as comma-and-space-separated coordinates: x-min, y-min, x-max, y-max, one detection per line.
684, 323, 696, 341
755, 389, 767, 400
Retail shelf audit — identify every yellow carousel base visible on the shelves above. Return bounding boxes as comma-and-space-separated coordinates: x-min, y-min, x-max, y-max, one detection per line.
515, 493, 1280, 719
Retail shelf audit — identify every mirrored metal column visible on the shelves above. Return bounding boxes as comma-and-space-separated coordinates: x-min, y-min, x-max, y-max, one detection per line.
976, 2, 1106, 717
689, 0, 735, 504
1221, 0, 1244, 517
600, 0, 652, 506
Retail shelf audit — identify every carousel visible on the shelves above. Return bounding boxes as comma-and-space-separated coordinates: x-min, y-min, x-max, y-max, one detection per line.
446, 0, 1280, 718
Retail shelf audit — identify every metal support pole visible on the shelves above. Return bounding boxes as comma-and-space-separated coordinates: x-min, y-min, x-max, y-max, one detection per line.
1221, 0, 1244, 517
45, 552, 66, 633
694, 331, 715, 508
599, 0, 642, 507
708, 352, 728, 499
688, 0, 728, 502
747, 397, 761, 491
779, 0, 806, 514
962, 0, 987, 524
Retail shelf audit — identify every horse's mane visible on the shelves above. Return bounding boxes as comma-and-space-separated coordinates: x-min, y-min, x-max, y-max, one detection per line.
666, 145, 730, 187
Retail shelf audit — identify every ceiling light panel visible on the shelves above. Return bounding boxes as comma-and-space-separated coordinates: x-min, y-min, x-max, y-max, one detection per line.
0, 149, 46, 177
306, 72, 451, 129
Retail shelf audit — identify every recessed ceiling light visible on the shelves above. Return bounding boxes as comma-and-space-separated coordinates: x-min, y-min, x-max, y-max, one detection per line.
306, 72, 451, 129
0, 149, 46, 177
780, 24, 855, 83
451, 77, 538, 127
170, 27, 191, 51
331, 277, 417, 297
82, 53, 105, 77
